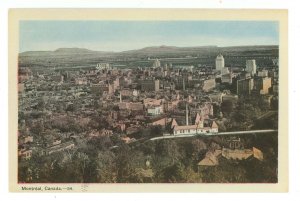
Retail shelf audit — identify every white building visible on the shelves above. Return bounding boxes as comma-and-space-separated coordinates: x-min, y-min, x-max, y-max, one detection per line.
172, 119, 218, 135
75, 78, 88, 85
19, 149, 32, 160
177, 65, 194, 72
215, 54, 225, 71
221, 73, 233, 84
96, 63, 112, 70
245, 60, 257, 76
147, 105, 164, 116
258, 70, 268, 77
171, 105, 218, 135
153, 59, 161, 68
221, 67, 230, 75
133, 89, 139, 97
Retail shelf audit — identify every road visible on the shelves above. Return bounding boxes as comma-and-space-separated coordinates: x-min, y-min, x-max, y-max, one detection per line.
149, 129, 277, 141
256, 110, 277, 120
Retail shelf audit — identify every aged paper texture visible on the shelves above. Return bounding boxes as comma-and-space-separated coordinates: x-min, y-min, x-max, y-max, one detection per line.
9, 9, 288, 192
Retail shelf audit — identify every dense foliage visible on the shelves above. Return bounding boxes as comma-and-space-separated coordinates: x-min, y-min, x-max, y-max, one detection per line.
18, 133, 278, 183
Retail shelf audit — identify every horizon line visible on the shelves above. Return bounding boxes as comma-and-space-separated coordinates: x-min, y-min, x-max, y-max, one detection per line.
19, 44, 279, 54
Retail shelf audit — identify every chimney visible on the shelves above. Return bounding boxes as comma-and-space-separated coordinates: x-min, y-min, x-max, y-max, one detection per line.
120, 92, 122, 103
186, 103, 189, 126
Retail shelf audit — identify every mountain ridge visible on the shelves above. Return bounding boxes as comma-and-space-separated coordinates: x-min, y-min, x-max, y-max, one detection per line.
20, 45, 213, 55
19, 45, 279, 57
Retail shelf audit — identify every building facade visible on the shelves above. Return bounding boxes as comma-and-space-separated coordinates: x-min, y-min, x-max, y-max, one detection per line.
153, 59, 161, 68
202, 79, 216, 92
237, 78, 254, 95
141, 80, 160, 92
255, 77, 272, 95
215, 54, 225, 71
245, 60, 257, 76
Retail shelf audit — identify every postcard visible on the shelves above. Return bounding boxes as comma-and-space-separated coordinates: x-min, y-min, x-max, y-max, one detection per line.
8, 9, 288, 192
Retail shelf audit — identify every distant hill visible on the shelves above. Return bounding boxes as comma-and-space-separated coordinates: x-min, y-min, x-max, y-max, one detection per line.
19, 51, 54, 57
18, 45, 278, 69
20, 47, 113, 57
20, 45, 278, 57
54, 48, 95, 54
120, 45, 220, 56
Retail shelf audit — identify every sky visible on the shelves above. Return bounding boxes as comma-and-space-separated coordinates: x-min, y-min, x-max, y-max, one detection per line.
19, 21, 279, 52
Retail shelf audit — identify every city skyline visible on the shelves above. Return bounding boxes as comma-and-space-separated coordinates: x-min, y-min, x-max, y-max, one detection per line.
19, 21, 279, 53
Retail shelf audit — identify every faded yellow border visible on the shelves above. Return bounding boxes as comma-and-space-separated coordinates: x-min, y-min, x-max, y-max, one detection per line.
8, 9, 288, 192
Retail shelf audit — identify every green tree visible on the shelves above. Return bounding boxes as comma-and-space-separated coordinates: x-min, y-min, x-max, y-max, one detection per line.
95, 151, 117, 183
162, 162, 185, 183
156, 139, 180, 164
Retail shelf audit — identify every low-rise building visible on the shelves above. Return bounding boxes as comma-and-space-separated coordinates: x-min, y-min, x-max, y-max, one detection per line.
149, 117, 172, 128
19, 135, 33, 144
140, 79, 160, 92
126, 125, 141, 135
222, 148, 253, 160
198, 150, 222, 167
221, 73, 233, 84
19, 149, 33, 160
202, 79, 216, 92
120, 88, 133, 97
75, 78, 88, 85
128, 102, 144, 111
144, 98, 163, 107
147, 105, 164, 116
172, 120, 218, 135
258, 70, 268, 77
221, 67, 230, 75
164, 100, 180, 111
96, 63, 112, 70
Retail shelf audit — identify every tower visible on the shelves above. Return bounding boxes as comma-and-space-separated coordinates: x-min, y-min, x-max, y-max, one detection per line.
153, 59, 161, 68
245, 59, 257, 76
154, 80, 160, 91
215, 54, 225, 71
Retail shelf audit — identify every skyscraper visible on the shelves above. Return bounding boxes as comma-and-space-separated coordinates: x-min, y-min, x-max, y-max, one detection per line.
153, 59, 161, 68
215, 54, 225, 71
237, 78, 254, 95
245, 60, 257, 76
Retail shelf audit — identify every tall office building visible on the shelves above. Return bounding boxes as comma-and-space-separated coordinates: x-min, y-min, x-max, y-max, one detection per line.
154, 80, 160, 92
215, 54, 225, 71
254, 77, 272, 95
245, 60, 257, 76
153, 59, 161, 68
237, 78, 254, 95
